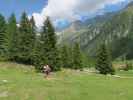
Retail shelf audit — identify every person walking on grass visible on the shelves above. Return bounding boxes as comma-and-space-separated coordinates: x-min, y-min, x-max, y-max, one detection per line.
43, 65, 51, 78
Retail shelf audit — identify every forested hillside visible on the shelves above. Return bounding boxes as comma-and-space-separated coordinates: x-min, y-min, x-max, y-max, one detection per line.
0, 12, 86, 72
60, 1, 133, 60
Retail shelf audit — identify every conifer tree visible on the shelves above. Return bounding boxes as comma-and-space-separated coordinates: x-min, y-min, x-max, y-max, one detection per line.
72, 43, 82, 69
37, 17, 61, 71
29, 16, 37, 64
30, 16, 36, 48
0, 14, 7, 58
6, 13, 18, 60
60, 44, 73, 68
96, 43, 115, 75
17, 12, 33, 63
32, 33, 46, 71
44, 17, 61, 71
33, 41, 43, 71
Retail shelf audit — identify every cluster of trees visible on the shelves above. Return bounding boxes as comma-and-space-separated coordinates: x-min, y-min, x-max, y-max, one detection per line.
0, 12, 84, 72
60, 43, 83, 70
0, 12, 116, 75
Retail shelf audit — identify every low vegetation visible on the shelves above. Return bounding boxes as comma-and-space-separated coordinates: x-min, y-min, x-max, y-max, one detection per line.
0, 62, 133, 100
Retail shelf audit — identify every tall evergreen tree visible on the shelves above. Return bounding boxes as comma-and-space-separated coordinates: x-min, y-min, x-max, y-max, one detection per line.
17, 12, 33, 64
96, 43, 115, 75
0, 14, 7, 58
72, 43, 82, 69
39, 17, 61, 71
30, 16, 36, 48
33, 39, 44, 71
29, 16, 37, 64
60, 44, 73, 68
32, 32, 45, 71
6, 13, 18, 60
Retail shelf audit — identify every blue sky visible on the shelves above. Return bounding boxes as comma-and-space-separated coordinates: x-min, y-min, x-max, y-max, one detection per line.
0, 0, 47, 19
0, 0, 132, 27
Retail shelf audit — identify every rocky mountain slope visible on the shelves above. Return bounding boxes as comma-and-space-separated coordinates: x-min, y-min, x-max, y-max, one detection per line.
59, 1, 133, 60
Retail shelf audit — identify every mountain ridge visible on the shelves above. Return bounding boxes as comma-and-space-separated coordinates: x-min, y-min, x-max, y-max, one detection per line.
59, 1, 133, 60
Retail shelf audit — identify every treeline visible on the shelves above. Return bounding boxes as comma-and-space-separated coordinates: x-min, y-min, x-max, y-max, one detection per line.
0, 12, 88, 72
0, 12, 116, 75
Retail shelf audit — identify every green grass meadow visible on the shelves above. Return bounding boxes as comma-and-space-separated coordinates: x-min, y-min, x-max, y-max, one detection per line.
0, 62, 133, 100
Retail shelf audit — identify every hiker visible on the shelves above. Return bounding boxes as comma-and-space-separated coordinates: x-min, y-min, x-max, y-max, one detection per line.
43, 65, 51, 78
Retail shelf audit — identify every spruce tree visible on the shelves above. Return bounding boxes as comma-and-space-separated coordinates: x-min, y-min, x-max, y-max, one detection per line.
32, 33, 46, 71
0, 14, 7, 58
96, 43, 115, 75
6, 13, 18, 60
38, 17, 61, 71
17, 12, 33, 64
30, 16, 36, 48
60, 44, 73, 68
72, 43, 82, 69
29, 16, 36, 64
33, 41, 43, 71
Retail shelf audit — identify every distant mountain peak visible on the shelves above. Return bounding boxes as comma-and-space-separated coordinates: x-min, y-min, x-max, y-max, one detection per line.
60, 1, 133, 59
127, 1, 133, 7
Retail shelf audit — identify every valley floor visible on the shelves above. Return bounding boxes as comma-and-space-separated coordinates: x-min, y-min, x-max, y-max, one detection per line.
0, 62, 133, 100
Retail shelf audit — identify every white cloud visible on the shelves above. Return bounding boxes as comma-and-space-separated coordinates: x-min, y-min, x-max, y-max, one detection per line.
32, 0, 127, 27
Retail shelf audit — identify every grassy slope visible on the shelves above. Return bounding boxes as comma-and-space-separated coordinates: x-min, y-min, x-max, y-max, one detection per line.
0, 62, 133, 100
